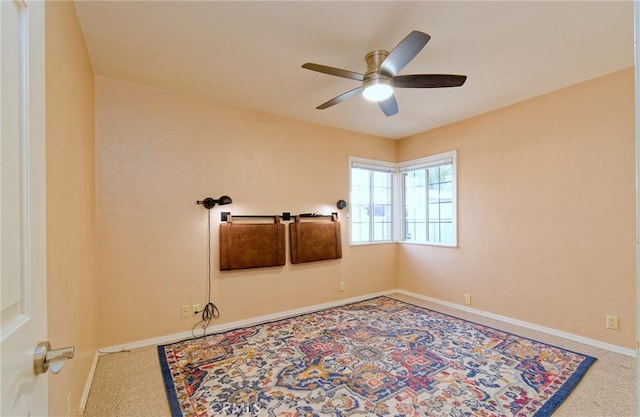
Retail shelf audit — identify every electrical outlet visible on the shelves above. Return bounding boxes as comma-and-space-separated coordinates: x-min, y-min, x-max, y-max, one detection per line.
339, 282, 345, 292
181, 305, 190, 319
463, 293, 472, 305
606, 315, 619, 330
192, 304, 201, 317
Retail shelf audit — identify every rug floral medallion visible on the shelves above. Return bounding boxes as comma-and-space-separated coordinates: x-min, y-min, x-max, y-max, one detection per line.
158, 296, 596, 417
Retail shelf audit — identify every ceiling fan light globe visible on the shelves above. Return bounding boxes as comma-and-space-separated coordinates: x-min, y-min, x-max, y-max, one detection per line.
363, 83, 393, 102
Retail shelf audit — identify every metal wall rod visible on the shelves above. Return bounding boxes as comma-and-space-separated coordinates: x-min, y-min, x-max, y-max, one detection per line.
220, 212, 338, 222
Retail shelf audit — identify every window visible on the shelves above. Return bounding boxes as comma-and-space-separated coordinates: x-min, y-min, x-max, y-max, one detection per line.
349, 158, 395, 244
348, 151, 457, 247
400, 151, 457, 246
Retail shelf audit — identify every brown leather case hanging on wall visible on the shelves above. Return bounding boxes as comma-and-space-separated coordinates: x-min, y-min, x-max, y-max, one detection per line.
289, 214, 342, 264
219, 215, 286, 270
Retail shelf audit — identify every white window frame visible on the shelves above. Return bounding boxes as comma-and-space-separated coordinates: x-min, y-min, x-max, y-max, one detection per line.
348, 151, 457, 248
348, 157, 396, 245
398, 150, 457, 247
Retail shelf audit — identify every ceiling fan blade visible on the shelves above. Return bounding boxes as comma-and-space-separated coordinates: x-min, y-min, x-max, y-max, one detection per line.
392, 74, 467, 88
378, 95, 398, 117
302, 63, 364, 81
379, 31, 431, 76
316, 86, 363, 109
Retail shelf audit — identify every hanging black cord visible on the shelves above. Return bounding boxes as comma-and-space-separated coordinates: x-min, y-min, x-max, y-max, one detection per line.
192, 208, 220, 338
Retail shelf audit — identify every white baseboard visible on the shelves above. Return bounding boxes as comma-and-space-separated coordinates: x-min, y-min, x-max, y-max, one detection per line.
79, 350, 100, 416
79, 289, 396, 412
394, 289, 637, 357
81, 287, 635, 412
98, 290, 396, 353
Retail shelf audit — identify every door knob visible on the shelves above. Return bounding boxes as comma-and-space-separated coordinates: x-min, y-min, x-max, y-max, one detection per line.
33, 341, 75, 375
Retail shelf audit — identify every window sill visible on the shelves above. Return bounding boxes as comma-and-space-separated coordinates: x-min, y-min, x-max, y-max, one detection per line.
399, 241, 458, 248
349, 241, 396, 247
349, 241, 458, 248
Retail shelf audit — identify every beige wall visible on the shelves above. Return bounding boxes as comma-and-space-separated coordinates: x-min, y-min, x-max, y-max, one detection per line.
45, 1, 97, 415
95, 69, 635, 350
397, 68, 636, 348
95, 76, 397, 347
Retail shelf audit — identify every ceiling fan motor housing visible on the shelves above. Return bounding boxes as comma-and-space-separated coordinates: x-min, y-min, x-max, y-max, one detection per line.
363, 50, 393, 101
364, 50, 391, 83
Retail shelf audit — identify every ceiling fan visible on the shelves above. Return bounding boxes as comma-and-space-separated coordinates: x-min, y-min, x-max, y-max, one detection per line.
302, 30, 467, 117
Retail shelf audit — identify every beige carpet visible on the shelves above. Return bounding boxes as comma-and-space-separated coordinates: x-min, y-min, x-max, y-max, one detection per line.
83, 294, 637, 417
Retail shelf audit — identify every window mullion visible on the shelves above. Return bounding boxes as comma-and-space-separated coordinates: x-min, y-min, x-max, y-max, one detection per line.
425, 169, 429, 242
438, 168, 442, 243
369, 169, 375, 242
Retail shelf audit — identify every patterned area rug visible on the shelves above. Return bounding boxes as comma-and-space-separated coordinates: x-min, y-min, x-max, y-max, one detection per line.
158, 297, 595, 416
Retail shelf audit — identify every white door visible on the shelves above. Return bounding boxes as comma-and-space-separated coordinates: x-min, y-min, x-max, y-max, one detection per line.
0, 0, 47, 416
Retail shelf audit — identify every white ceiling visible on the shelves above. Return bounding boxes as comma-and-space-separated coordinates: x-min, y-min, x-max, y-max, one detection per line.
74, 1, 634, 139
